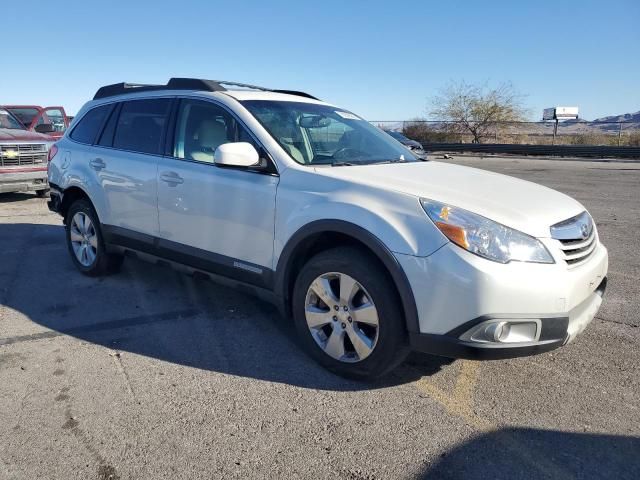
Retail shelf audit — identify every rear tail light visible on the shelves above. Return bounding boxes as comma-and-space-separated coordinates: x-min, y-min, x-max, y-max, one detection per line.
48, 144, 58, 162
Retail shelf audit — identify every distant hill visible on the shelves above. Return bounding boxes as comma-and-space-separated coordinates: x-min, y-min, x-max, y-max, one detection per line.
592, 111, 640, 123
548, 111, 639, 131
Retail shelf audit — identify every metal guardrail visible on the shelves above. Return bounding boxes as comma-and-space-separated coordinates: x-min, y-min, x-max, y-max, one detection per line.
422, 143, 640, 159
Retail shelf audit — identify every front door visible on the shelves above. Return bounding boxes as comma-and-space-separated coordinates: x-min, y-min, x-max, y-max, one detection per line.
156, 98, 278, 284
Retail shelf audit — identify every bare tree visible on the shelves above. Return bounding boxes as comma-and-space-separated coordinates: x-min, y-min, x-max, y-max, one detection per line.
430, 81, 528, 143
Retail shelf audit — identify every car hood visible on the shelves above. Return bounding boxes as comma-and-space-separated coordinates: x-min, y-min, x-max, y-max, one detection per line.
0, 128, 52, 142
318, 161, 585, 238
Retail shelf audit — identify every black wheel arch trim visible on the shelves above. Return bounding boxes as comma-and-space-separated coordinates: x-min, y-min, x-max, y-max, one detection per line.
48, 184, 95, 222
274, 219, 420, 333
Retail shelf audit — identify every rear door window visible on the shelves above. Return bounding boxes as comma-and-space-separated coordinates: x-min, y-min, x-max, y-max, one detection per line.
70, 104, 113, 144
113, 99, 172, 155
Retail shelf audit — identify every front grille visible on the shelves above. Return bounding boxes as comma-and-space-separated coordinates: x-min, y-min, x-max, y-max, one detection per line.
0, 143, 47, 167
551, 211, 598, 266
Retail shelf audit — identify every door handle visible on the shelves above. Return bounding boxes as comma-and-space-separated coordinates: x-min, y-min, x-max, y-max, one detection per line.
160, 171, 184, 185
90, 158, 106, 170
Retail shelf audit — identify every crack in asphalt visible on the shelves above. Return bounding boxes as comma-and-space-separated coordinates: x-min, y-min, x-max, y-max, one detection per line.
595, 316, 639, 328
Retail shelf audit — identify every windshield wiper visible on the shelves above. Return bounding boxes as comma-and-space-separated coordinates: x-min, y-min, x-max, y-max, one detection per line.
367, 157, 408, 165
331, 157, 412, 167
331, 161, 357, 166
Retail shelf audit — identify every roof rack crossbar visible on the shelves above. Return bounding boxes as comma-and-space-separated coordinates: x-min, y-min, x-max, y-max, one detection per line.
93, 78, 319, 101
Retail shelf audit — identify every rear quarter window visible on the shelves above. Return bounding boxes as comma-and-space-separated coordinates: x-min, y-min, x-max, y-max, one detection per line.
70, 105, 113, 144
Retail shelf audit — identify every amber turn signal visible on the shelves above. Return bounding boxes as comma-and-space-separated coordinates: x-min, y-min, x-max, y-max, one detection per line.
435, 221, 469, 249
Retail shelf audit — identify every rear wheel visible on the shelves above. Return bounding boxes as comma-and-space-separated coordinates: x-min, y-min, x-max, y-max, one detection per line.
65, 199, 123, 276
292, 247, 409, 379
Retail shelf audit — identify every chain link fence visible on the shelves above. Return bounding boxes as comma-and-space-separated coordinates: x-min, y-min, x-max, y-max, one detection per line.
371, 120, 640, 147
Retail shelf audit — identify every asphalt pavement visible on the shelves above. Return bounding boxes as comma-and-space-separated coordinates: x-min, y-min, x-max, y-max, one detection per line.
0, 155, 638, 480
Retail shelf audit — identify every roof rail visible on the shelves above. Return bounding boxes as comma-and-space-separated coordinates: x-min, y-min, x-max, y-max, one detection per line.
93, 83, 165, 100
93, 78, 319, 101
271, 89, 319, 100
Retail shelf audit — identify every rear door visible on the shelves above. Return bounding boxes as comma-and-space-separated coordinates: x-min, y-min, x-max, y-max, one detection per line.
156, 98, 278, 284
86, 98, 172, 237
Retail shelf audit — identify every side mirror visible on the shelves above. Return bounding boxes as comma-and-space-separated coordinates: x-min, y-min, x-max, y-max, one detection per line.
214, 142, 260, 168
35, 124, 55, 134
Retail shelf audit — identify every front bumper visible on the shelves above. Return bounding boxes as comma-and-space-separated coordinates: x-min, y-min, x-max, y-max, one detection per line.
396, 241, 608, 359
409, 278, 606, 359
0, 167, 48, 193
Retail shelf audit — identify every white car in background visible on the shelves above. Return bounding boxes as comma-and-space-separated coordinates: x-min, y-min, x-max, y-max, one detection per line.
47, 78, 608, 379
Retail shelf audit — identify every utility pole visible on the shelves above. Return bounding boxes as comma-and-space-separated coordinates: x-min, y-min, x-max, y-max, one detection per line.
618, 122, 623, 146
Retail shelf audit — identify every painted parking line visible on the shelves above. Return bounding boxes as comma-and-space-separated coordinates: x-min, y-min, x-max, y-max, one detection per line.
415, 360, 575, 479
415, 360, 491, 431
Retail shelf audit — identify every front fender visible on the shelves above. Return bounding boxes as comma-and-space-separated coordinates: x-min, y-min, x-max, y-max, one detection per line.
272, 168, 448, 333
273, 168, 447, 264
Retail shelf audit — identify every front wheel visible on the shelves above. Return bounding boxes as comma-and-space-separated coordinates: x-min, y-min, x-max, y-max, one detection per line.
65, 199, 123, 276
292, 247, 409, 379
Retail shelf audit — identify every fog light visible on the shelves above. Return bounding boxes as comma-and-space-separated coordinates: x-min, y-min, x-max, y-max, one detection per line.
484, 321, 511, 342
461, 319, 540, 344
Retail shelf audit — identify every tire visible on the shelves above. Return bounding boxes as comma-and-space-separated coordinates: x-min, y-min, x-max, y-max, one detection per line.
36, 188, 50, 198
65, 199, 124, 276
292, 247, 409, 380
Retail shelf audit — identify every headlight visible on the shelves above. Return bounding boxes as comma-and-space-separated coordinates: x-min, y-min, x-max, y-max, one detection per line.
421, 199, 554, 264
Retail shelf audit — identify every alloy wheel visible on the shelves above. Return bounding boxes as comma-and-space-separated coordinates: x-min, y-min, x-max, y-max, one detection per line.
304, 272, 379, 363
70, 212, 98, 267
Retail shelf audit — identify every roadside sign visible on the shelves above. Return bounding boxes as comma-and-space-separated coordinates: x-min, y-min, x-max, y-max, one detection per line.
543, 106, 579, 121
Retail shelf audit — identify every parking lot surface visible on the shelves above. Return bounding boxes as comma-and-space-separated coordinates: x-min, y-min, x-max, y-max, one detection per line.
1, 156, 639, 480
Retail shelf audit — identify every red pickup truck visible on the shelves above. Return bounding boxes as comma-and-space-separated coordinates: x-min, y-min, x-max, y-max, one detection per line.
1, 105, 70, 140
0, 108, 53, 196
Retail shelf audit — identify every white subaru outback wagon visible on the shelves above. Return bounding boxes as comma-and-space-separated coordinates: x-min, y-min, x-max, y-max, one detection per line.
47, 78, 608, 379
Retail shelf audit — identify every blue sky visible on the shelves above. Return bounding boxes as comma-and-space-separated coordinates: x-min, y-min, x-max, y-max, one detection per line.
3, 0, 639, 120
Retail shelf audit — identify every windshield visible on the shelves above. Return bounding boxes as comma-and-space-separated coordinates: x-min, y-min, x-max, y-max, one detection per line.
242, 100, 418, 165
6, 108, 39, 128
0, 108, 26, 130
